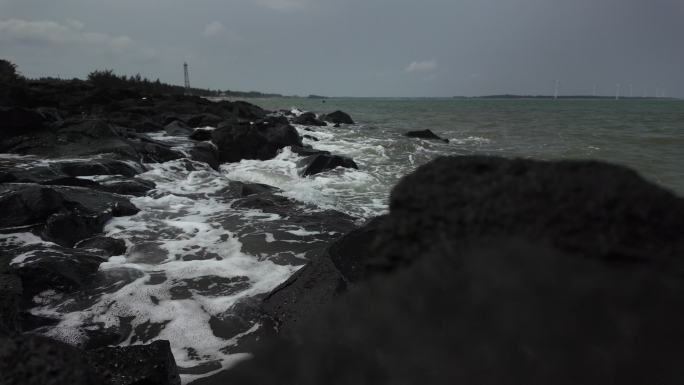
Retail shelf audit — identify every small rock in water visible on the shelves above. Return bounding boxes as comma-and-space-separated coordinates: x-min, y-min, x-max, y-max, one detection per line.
297, 154, 358, 176
321, 110, 354, 125
405, 129, 449, 143
292, 112, 326, 126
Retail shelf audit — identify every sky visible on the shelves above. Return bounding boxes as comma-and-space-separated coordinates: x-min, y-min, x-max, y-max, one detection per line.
1, 0, 683, 97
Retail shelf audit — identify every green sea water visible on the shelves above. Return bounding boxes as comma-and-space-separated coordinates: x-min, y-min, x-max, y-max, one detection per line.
246, 97, 684, 196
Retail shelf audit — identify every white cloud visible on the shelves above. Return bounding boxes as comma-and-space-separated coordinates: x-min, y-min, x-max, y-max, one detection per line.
405, 60, 437, 73
203, 21, 226, 37
254, 0, 309, 11
0, 19, 133, 52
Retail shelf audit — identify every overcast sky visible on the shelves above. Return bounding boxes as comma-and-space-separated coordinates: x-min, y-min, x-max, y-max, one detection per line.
1, 0, 682, 97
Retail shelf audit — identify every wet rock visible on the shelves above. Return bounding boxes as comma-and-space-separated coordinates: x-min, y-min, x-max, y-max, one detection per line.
130, 141, 184, 163
97, 177, 156, 196
9, 244, 106, 298
292, 112, 326, 126
212, 121, 302, 163
321, 110, 354, 125
290, 145, 330, 157
87, 340, 181, 385
225, 156, 684, 385
187, 113, 223, 128
0, 334, 106, 385
164, 120, 193, 136
405, 129, 449, 143
189, 128, 214, 141
190, 142, 220, 171
297, 154, 358, 176
76, 236, 127, 257
0, 274, 22, 335
261, 255, 347, 340
0, 184, 138, 246
0, 334, 181, 385
238, 182, 280, 197
170, 276, 251, 300
302, 134, 319, 142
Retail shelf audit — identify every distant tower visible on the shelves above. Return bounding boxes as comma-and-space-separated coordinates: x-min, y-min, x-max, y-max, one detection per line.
629, 83, 633, 98
615, 83, 621, 100
183, 62, 190, 94
554, 80, 560, 100
592, 84, 597, 97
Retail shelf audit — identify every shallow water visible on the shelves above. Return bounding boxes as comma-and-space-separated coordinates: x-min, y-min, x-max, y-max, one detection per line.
3, 98, 683, 384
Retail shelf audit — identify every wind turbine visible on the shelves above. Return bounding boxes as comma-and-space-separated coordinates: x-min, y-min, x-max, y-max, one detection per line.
615, 83, 621, 100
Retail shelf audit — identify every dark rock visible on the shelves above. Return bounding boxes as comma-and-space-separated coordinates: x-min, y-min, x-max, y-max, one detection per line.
297, 154, 358, 176
225, 156, 684, 385
212, 121, 302, 163
186, 113, 223, 128
190, 142, 220, 171
0, 107, 48, 138
405, 129, 449, 143
290, 145, 330, 157
0, 334, 106, 385
370, 156, 684, 276
333, 123, 341, 128
58, 159, 142, 178
164, 120, 193, 136
97, 178, 156, 196
76, 236, 127, 257
239, 182, 280, 197
189, 128, 214, 141
0, 334, 180, 385
261, 255, 347, 340
9, 244, 106, 298
328, 216, 388, 284
131, 141, 185, 163
0, 184, 138, 246
321, 110, 354, 125
87, 340, 181, 385
292, 112, 326, 126
42, 209, 110, 247
302, 134, 319, 142
0, 274, 22, 335
226, 239, 684, 385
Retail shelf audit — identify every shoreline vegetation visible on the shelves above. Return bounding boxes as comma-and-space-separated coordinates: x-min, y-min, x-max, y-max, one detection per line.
2, 59, 684, 385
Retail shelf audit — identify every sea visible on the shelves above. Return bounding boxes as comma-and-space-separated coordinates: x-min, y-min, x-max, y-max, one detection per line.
3, 97, 683, 383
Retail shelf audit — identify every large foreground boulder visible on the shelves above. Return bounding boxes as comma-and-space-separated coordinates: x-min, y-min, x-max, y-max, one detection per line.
212, 120, 302, 163
237, 156, 684, 385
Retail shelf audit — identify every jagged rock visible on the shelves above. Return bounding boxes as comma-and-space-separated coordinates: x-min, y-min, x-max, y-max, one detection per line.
297, 154, 358, 176
405, 129, 449, 143
96, 177, 156, 197
0, 184, 139, 246
0, 334, 106, 385
190, 142, 220, 171
87, 340, 181, 385
212, 121, 302, 163
189, 128, 213, 141
164, 120, 193, 136
321, 110, 354, 125
130, 141, 184, 163
0, 274, 22, 336
187, 113, 223, 128
302, 134, 319, 142
290, 145, 330, 157
292, 112, 326, 126
76, 236, 127, 257
9, 244, 106, 298
0, 335, 181, 385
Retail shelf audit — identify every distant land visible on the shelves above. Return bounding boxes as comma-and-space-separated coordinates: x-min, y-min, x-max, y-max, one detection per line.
456, 95, 678, 100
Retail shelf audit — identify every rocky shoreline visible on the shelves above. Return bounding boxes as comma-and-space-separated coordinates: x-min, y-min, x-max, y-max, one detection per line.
2, 75, 684, 384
